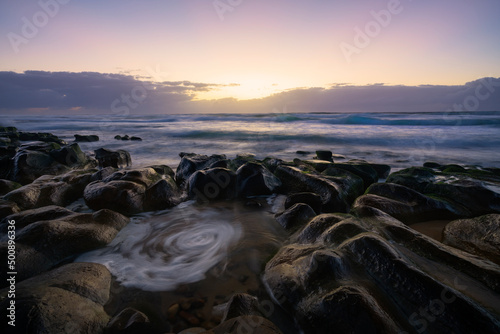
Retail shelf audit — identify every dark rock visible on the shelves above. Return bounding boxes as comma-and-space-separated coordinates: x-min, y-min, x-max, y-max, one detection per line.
121, 135, 130, 140
130, 136, 142, 141
4, 169, 94, 210
74, 134, 99, 142
147, 164, 175, 178
439, 164, 467, 173
369, 163, 391, 179
0, 199, 20, 219
144, 178, 180, 211
275, 203, 316, 231
50, 143, 92, 167
296, 150, 311, 155
222, 294, 263, 322
0, 205, 75, 231
0, 263, 111, 334
11, 149, 70, 184
301, 159, 333, 173
275, 165, 353, 213
0, 179, 21, 196
315, 150, 333, 162
0, 207, 128, 283
114, 135, 122, 140
95, 148, 132, 168
18, 131, 66, 145
90, 166, 118, 182
0, 145, 17, 158
0, 137, 11, 145
187, 168, 236, 202
352, 182, 470, 223
423, 161, 442, 169
236, 162, 281, 197
263, 207, 500, 334
443, 214, 500, 265
229, 153, 256, 171
284, 192, 322, 214
106, 308, 151, 334
331, 161, 379, 188
206, 316, 282, 334
175, 153, 227, 186
261, 157, 285, 173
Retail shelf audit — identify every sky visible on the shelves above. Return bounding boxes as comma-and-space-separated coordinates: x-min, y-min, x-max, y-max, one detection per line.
0, 0, 500, 114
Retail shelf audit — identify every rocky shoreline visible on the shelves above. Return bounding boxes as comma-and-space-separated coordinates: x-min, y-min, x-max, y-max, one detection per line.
1, 127, 500, 333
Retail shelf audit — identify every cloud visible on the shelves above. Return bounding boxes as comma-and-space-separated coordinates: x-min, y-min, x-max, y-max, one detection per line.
0, 71, 499, 114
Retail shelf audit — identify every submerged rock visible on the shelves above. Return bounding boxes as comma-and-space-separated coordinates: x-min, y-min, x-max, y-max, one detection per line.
263, 206, 500, 333
94, 148, 131, 169
74, 134, 99, 142
0, 263, 111, 334
443, 214, 500, 265
315, 150, 333, 162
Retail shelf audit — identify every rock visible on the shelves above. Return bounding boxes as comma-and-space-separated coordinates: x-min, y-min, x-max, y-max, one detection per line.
84, 168, 177, 215
175, 153, 227, 186
236, 162, 281, 197
423, 161, 442, 169
0, 207, 128, 284
94, 148, 131, 168
4, 169, 94, 210
74, 134, 99, 142
130, 136, 142, 141
221, 294, 263, 322
229, 153, 256, 171
284, 192, 322, 214
296, 150, 311, 155
0, 179, 21, 196
0, 199, 20, 219
0, 263, 111, 334
315, 150, 333, 162
274, 165, 355, 213
352, 182, 470, 223
0, 205, 75, 231
330, 161, 379, 188
147, 164, 175, 178
443, 214, 500, 265
114, 135, 122, 140
261, 157, 286, 173
206, 316, 282, 334
167, 303, 180, 320
121, 135, 130, 140
0, 137, 11, 145
301, 159, 333, 173
263, 206, 500, 334
275, 203, 316, 231
369, 163, 391, 179
18, 131, 66, 145
106, 308, 151, 334
187, 168, 236, 202
11, 149, 69, 184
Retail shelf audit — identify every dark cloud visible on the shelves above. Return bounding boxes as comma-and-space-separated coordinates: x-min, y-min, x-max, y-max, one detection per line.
0, 71, 499, 114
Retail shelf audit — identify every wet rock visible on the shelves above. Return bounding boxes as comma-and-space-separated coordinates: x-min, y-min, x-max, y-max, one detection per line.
4, 169, 94, 210
315, 150, 333, 162
74, 134, 99, 142
236, 162, 281, 197
176, 153, 227, 186
369, 163, 391, 179
301, 159, 333, 173
352, 182, 469, 223
0, 263, 111, 334
264, 206, 500, 333
222, 293, 263, 322
275, 203, 316, 231
0, 207, 128, 283
330, 161, 379, 188
11, 149, 69, 184
84, 168, 177, 215
206, 316, 282, 334
121, 135, 130, 140
0, 179, 21, 196
0, 199, 20, 219
130, 136, 142, 141
94, 148, 132, 168
18, 131, 66, 145
114, 135, 122, 140
106, 307, 151, 334
187, 168, 236, 202
423, 161, 442, 169
284, 192, 322, 214
443, 214, 500, 265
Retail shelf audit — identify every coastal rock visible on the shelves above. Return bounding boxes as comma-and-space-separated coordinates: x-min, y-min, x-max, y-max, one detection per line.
106, 308, 152, 334
263, 206, 500, 334
0, 199, 19, 219
0, 262, 111, 334
0, 207, 128, 283
17, 131, 66, 145
443, 214, 500, 265
84, 167, 178, 215
175, 153, 227, 186
330, 160, 379, 188
4, 169, 94, 210
284, 192, 322, 214
94, 148, 131, 168
221, 294, 263, 322
0, 179, 21, 196
315, 150, 333, 162
74, 134, 99, 142
187, 168, 236, 202
236, 162, 281, 197
206, 316, 282, 334
11, 149, 69, 184
352, 182, 469, 223
274, 165, 358, 213
301, 159, 333, 173
275, 203, 316, 231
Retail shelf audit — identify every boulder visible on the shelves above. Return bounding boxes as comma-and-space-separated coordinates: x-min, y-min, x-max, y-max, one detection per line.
187, 168, 236, 202
130, 136, 142, 141
0, 199, 20, 219
263, 207, 500, 334
94, 148, 131, 168
175, 153, 227, 186
144, 178, 181, 211
284, 192, 322, 214
206, 316, 282, 334
352, 183, 470, 223
17, 131, 66, 145
0, 179, 21, 196
315, 150, 333, 162
4, 169, 94, 210
330, 161, 379, 188
275, 203, 316, 231
221, 293, 263, 322
74, 134, 99, 142
0, 207, 129, 284
236, 162, 281, 197
443, 214, 500, 265
11, 149, 69, 184
0, 263, 111, 334
105, 308, 151, 334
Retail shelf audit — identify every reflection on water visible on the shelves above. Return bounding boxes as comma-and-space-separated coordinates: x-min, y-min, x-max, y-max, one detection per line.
77, 200, 286, 292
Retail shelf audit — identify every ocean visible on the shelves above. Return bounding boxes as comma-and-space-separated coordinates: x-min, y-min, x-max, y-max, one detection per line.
2, 111, 500, 170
